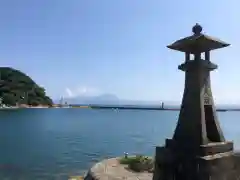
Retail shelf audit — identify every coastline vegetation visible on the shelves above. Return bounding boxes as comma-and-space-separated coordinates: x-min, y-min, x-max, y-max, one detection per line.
119, 155, 154, 172
0, 67, 53, 107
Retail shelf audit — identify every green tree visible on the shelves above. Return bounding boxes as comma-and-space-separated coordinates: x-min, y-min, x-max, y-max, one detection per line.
2, 93, 16, 106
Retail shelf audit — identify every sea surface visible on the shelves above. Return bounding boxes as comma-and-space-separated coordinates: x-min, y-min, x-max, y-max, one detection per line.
0, 109, 240, 179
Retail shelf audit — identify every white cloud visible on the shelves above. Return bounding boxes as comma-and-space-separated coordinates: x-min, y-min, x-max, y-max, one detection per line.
65, 88, 75, 98
65, 86, 100, 98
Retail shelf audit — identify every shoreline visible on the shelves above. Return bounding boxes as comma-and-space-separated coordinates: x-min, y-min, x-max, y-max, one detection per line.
0, 105, 239, 112
1, 104, 240, 112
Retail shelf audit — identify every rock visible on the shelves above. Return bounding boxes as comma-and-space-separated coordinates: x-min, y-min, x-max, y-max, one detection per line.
84, 158, 153, 180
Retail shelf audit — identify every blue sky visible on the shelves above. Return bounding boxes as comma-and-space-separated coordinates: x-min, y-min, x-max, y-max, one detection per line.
0, 0, 239, 104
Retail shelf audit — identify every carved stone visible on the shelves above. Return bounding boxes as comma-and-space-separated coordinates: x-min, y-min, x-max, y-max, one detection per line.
153, 24, 237, 180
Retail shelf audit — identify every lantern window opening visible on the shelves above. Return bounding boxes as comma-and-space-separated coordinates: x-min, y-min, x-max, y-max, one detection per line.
190, 54, 194, 61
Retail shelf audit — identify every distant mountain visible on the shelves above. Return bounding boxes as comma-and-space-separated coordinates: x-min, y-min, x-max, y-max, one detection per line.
56, 94, 165, 106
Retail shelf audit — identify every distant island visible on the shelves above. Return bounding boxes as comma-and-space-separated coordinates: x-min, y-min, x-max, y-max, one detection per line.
0, 67, 53, 107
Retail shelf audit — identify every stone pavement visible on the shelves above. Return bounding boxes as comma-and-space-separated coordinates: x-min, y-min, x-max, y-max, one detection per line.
84, 158, 153, 180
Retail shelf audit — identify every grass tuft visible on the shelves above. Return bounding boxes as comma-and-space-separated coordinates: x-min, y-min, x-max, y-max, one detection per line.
119, 155, 154, 172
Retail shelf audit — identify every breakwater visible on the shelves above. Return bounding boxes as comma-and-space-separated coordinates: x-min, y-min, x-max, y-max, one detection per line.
65, 104, 240, 112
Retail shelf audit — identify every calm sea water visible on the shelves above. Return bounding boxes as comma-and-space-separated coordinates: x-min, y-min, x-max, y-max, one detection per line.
0, 109, 239, 179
